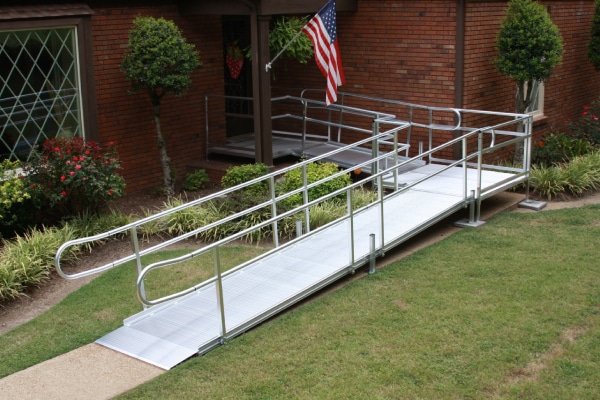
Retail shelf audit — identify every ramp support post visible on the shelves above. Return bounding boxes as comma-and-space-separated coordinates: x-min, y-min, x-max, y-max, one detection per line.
455, 190, 486, 228
369, 233, 376, 274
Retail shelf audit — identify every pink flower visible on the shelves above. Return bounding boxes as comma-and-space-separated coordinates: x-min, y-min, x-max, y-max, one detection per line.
108, 188, 114, 196
75, 165, 82, 170
85, 150, 91, 155
70, 171, 75, 176
60, 175, 66, 181
54, 147, 60, 152
79, 157, 85, 161
82, 177, 87, 182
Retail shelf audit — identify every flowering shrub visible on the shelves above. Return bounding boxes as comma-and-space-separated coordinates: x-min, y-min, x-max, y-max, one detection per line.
24, 137, 125, 216
531, 132, 597, 167
0, 160, 38, 237
568, 100, 600, 146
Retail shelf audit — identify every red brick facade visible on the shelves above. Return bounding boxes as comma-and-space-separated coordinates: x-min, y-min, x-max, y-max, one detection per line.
49, 1, 600, 191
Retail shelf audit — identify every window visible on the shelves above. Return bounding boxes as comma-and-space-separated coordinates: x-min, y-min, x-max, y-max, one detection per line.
0, 5, 95, 162
0, 27, 82, 162
525, 80, 544, 118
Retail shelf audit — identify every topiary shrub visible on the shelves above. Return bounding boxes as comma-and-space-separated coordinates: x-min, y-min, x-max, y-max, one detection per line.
121, 16, 201, 197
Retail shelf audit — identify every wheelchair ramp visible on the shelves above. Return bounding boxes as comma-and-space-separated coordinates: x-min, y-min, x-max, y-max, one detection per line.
96, 165, 519, 370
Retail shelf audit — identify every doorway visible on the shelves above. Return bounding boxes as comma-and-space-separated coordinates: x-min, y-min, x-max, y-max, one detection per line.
222, 16, 253, 139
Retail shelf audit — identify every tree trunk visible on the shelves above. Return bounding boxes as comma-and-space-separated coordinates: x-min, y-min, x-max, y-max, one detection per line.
153, 104, 174, 198
512, 80, 529, 165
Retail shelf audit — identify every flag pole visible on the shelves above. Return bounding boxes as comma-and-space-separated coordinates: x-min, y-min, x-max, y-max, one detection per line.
265, 0, 330, 72
265, 29, 305, 72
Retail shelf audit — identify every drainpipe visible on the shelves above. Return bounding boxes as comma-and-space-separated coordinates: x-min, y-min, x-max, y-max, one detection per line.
454, 0, 466, 159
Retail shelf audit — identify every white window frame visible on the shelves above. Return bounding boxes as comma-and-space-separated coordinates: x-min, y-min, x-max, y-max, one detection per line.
0, 26, 84, 162
525, 80, 544, 118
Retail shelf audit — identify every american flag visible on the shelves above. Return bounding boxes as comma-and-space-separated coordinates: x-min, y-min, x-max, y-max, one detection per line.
302, 0, 346, 105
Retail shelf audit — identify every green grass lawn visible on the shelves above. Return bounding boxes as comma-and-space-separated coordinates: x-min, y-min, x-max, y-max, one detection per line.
2, 205, 600, 399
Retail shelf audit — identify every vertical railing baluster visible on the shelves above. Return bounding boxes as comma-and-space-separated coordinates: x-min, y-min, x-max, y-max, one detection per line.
214, 247, 227, 343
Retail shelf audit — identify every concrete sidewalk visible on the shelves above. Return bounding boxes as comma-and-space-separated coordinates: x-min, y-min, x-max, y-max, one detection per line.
0, 192, 530, 400
0, 344, 163, 400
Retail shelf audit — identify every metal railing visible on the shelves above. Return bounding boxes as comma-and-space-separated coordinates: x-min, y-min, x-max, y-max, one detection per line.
56, 93, 532, 318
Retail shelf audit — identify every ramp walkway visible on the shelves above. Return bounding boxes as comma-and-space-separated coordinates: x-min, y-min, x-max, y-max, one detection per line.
55, 93, 536, 370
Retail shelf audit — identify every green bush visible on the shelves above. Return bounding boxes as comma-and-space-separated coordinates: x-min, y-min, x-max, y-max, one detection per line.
221, 163, 270, 195
182, 169, 209, 191
276, 162, 352, 209
532, 132, 597, 167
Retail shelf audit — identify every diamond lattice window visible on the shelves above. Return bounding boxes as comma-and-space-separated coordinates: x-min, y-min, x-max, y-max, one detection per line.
0, 27, 82, 162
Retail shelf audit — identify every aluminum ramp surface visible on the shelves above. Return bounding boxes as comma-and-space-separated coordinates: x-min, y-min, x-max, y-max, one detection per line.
96, 165, 519, 370
297, 141, 426, 174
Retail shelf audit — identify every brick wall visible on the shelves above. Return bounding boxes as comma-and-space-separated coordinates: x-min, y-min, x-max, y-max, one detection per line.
91, 3, 223, 192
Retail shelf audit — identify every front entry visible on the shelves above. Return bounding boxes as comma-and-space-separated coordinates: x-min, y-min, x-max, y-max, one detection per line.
222, 16, 253, 140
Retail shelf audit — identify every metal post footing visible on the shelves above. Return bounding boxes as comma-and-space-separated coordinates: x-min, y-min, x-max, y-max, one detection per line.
518, 199, 547, 211
454, 218, 486, 228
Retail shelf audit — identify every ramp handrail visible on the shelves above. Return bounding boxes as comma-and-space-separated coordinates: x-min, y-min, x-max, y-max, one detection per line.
135, 111, 531, 307
300, 89, 463, 131
54, 125, 410, 281
56, 92, 532, 318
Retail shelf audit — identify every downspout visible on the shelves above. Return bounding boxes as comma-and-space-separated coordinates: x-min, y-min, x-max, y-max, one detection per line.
454, 0, 466, 159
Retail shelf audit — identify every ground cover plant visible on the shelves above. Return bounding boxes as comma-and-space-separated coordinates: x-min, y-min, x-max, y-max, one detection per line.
0, 211, 131, 302
1, 205, 599, 399
529, 152, 600, 200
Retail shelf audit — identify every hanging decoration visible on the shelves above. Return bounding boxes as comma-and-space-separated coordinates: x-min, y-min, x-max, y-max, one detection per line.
225, 42, 244, 79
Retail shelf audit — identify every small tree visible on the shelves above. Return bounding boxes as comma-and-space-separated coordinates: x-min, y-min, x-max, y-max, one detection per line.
121, 16, 201, 197
496, 0, 563, 161
496, 0, 563, 114
588, 0, 600, 71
